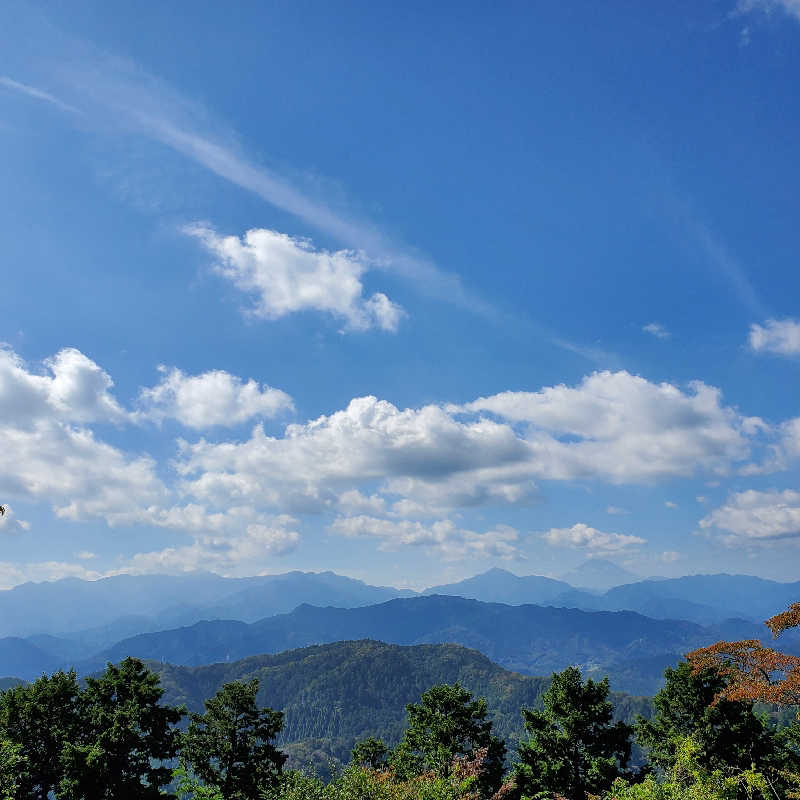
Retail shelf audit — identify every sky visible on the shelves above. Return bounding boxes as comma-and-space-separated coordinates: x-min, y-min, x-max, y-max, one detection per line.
1, 0, 800, 590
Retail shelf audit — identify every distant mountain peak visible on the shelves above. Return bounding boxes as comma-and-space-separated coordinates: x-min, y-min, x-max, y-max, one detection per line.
559, 559, 641, 591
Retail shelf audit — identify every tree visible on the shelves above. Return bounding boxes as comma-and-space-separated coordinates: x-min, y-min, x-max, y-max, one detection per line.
607, 735, 772, 800
636, 661, 793, 782
58, 657, 184, 799
0, 669, 81, 800
687, 602, 800, 709
393, 682, 506, 797
514, 666, 632, 800
351, 736, 389, 769
181, 679, 287, 800
0, 737, 26, 800
685, 601, 800, 798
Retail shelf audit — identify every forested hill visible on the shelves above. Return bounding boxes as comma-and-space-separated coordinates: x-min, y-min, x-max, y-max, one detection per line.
146, 639, 653, 773
95, 595, 772, 695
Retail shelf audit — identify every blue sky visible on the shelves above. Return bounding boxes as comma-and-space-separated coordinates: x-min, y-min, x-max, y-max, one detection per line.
1, 0, 800, 589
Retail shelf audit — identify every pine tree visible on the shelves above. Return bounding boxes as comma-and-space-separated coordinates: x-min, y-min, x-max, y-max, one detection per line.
514, 666, 632, 800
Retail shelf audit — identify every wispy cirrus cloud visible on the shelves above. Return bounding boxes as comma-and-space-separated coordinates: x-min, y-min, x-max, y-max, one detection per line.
643, 322, 670, 340
0, 75, 80, 114
1, 42, 488, 317
736, 0, 800, 22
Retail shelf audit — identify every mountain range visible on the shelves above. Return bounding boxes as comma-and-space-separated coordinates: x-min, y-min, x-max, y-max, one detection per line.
1, 567, 797, 695
81, 595, 781, 695
147, 639, 653, 774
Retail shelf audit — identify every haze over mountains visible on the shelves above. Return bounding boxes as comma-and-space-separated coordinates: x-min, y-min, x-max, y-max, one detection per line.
1, 565, 797, 697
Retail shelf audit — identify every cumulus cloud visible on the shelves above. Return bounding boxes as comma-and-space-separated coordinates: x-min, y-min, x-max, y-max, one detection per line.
660, 550, 682, 563
749, 319, 800, 356
643, 322, 670, 340
139, 366, 293, 429
700, 489, 800, 543
331, 515, 520, 560
186, 225, 405, 332
0, 346, 128, 427
540, 523, 646, 556
171, 372, 766, 528
453, 371, 756, 482
0, 346, 162, 522
0, 505, 30, 535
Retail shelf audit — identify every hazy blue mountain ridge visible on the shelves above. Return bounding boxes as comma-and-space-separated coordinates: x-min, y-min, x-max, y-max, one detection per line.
0, 570, 414, 640
85, 595, 780, 695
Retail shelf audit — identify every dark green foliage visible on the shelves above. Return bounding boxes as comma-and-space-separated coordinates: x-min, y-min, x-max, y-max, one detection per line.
351, 736, 388, 769
636, 661, 800, 796
149, 640, 652, 770
515, 666, 633, 800
0, 669, 81, 800
0, 737, 25, 800
394, 683, 506, 796
182, 678, 287, 800
58, 657, 184, 799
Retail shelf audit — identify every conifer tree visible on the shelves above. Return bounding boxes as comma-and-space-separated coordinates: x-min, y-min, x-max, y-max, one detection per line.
182, 679, 287, 800
514, 666, 632, 800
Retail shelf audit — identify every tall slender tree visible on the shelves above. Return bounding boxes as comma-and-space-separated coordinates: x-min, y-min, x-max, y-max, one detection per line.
514, 666, 632, 800
181, 679, 286, 800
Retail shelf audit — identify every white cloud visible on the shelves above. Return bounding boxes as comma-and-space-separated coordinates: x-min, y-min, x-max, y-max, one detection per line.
120, 517, 301, 576
643, 322, 670, 340
0, 505, 30, 535
665, 501, 678, 508
139, 366, 293, 429
454, 371, 755, 482
540, 523, 646, 556
660, 550, 682, 563
736, 0, 800, 21
606, 506, 629, 515
331, 515, 520, 560
0, 346, 128, 426
75, 551, 96, 560
176, 395, 537, 515
749, 319, 800, 356
185, 224, 405, 332
700, 489, 800, 542
172, 372, 764, 526
0, 560, 102, 590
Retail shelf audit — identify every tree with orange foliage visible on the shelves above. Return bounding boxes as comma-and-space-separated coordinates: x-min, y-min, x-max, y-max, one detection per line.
686, 602, 800, 709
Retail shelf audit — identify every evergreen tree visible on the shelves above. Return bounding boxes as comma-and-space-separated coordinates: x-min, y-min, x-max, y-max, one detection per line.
514, 666, 632, 800
0, 669, 81, 800
394, 682, 506, 797
58, 658, 184, 799
181, 679, 287, 800
636, 661, 799, 796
